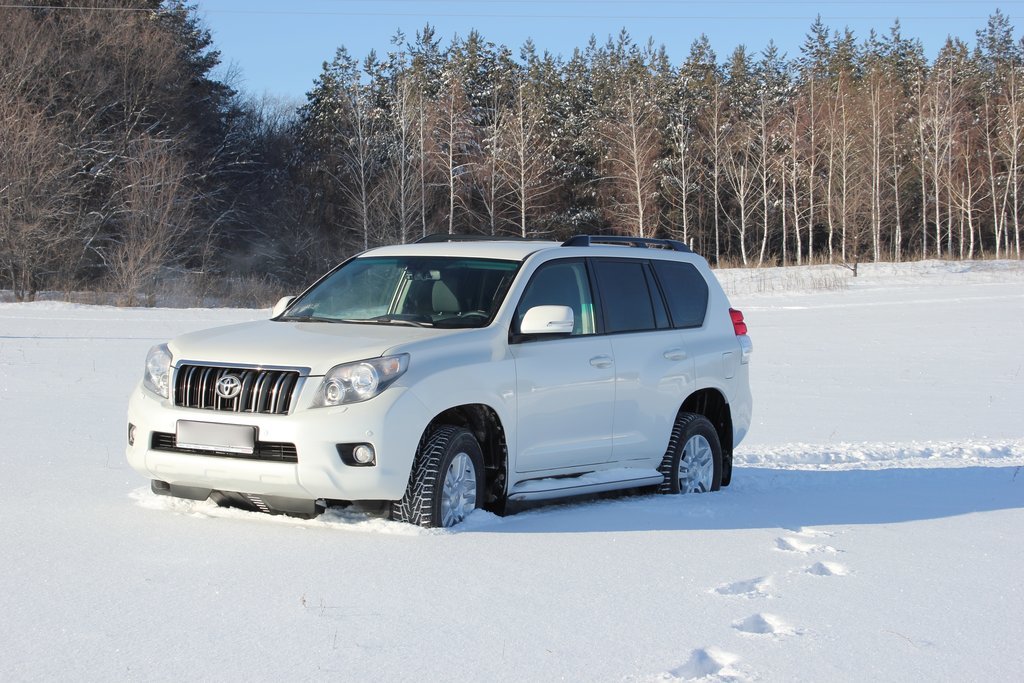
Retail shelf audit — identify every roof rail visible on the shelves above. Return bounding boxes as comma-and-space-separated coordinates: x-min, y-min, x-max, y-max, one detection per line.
561, 234, 692, 253
415, 233, 524, 243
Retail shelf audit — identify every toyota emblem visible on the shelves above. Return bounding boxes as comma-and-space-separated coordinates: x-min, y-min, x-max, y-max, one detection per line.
216, 374, 243, 399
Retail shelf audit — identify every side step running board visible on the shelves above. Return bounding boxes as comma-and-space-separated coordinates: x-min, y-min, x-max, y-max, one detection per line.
507, 468, 665, 503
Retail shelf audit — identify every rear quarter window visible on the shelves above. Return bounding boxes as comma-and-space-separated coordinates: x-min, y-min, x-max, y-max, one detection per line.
652, 260, 709, 328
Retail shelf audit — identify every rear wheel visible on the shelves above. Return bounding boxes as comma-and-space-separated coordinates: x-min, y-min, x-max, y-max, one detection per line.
392, 425, 484, 528
658, 413, 723, 494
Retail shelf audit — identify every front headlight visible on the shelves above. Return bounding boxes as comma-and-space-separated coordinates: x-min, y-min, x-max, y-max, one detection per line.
143, 344, 173, 398
312, 354, 409, 408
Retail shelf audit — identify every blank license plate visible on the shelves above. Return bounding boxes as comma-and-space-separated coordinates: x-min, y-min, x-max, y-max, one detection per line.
176, 421, 256, 454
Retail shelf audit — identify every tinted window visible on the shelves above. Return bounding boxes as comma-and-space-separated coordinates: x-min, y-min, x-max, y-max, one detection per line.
644, 265, 671, 329
592, 260, 657, 333
515, 260, 596, 336
652, 260, 709, 328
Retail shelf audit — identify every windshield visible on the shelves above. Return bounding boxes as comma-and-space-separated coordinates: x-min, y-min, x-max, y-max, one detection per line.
280, 256, 521, 328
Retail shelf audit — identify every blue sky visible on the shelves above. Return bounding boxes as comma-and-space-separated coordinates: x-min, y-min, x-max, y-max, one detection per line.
194, 1, 1023, 102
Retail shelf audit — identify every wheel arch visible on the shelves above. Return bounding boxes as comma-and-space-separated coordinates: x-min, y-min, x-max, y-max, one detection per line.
678, 388, 734, 486
424, 403, 509, 509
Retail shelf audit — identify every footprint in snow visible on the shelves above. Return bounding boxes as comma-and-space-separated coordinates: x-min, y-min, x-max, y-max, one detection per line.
665, 647, 744, 681
774, 536, 839, 554
712, 576, 773, 599
732, 612, 798, 637
804, 561, 850, 577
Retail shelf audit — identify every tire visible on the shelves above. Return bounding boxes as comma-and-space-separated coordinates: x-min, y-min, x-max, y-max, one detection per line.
657, 413, 723, 494
391, 425, 484, 528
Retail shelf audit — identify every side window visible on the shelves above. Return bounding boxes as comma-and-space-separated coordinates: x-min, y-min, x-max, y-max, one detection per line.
651, 260, 709, 328
592, 260, 657, 333
515, 260, 596, 336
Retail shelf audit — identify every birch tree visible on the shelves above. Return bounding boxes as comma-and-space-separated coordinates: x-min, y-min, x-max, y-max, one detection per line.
500, 70, 555, 236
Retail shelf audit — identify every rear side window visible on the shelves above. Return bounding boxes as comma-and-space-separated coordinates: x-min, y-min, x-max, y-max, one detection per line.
592, 260, 657, 333
651, 260, 709, 328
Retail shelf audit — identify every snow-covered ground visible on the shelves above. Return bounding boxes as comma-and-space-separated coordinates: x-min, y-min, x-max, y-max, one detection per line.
1, 260, 1022, 681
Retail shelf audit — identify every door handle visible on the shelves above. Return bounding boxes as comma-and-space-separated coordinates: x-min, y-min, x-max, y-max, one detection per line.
589, 355, 613, 369
663, 349, 688, 361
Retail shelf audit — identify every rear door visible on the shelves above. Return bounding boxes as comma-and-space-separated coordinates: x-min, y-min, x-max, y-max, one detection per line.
590, 258, 696, 465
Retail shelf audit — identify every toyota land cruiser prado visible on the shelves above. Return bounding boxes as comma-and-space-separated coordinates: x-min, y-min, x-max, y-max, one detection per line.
126, 235, 753, 527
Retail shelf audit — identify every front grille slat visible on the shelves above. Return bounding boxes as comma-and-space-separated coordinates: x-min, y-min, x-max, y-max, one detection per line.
238, 371, 255, 412
178, 365, 195, 408
251, 373, 266, 413
200, 367, 216, 408
267, 375, 280, 414
268, 373, 289, 414
278, 373, 297, 414
151, 431, 298, 463
174, 364, 300, 415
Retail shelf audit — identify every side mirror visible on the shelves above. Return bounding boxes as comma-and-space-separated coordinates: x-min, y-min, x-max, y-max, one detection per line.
520, 305, 574, 335
272, 296, 295, 318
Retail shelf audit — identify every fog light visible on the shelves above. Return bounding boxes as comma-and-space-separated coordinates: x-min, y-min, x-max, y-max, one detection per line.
336, 443, 377, 466
128, 423, 136, 446
352, 444, 375, 465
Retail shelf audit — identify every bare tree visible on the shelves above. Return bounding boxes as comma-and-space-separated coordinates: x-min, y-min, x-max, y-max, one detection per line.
599, 82, 662, 237
382, 70, 423, 244
722, 120, 759, 265
340, 64, 382, 251
983, 93, 1009, 257
500, 80, 555, 237
921, 43, 965, 258
914, 77, 931, 257
431, 73, 473, 234
664, 121, 696, 246
754, 88, 776, 266
951, 127, 985, 258
472, 78, 514, 236
806, 76, 822, 262
103, 136, 195, 304
787, 103, 805, 264
865, 70, 887, 261
827, 75, 856, 262
703, 81, 727, 262
998, 66, 1024, 258
889, 79, 911, 262
0, 98, 81, 300
0, 5, 181, 298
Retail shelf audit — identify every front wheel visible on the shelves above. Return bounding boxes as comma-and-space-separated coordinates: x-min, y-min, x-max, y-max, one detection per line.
658, 413, 723, 494
392, 425, 484, 528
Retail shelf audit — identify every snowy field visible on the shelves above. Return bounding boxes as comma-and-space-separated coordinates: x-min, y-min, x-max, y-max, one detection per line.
1, 260, 1023, 681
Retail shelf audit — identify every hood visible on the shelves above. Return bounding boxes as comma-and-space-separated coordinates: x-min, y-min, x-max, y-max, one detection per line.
168, 319, 456, 376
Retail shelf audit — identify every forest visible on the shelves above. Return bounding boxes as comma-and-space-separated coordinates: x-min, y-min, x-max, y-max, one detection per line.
1, 1, 1022, 303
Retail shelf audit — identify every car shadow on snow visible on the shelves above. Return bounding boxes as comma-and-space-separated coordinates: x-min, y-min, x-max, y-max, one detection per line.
459, 465, 1024, 534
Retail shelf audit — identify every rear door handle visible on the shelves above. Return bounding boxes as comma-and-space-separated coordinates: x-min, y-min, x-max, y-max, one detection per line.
663, 348, 688, 361
590, 355, 613, 369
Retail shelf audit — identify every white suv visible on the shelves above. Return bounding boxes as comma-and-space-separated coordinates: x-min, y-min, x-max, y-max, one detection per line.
127, 235, 753, 527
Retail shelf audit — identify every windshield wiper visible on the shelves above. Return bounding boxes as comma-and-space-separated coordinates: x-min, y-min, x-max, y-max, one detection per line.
280, 315, 340, 323
342, 315, 434, 328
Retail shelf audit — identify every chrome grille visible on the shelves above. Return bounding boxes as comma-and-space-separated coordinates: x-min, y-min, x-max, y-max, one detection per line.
174, 364, 300, 415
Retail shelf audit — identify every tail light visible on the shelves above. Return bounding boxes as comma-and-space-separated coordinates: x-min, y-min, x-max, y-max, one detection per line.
729, 308, 748, 336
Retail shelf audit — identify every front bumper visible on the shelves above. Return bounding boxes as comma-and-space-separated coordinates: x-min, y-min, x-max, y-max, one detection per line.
126, 381, 431, 503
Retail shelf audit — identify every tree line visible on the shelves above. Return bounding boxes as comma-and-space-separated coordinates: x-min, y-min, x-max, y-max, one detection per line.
1, 2, 1022, 303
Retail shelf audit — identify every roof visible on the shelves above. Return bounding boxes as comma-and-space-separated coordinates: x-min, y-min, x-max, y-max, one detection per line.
361, 239, 560, 261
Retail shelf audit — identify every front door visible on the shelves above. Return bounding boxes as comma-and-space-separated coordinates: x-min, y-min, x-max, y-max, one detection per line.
509, 259, 615, 472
